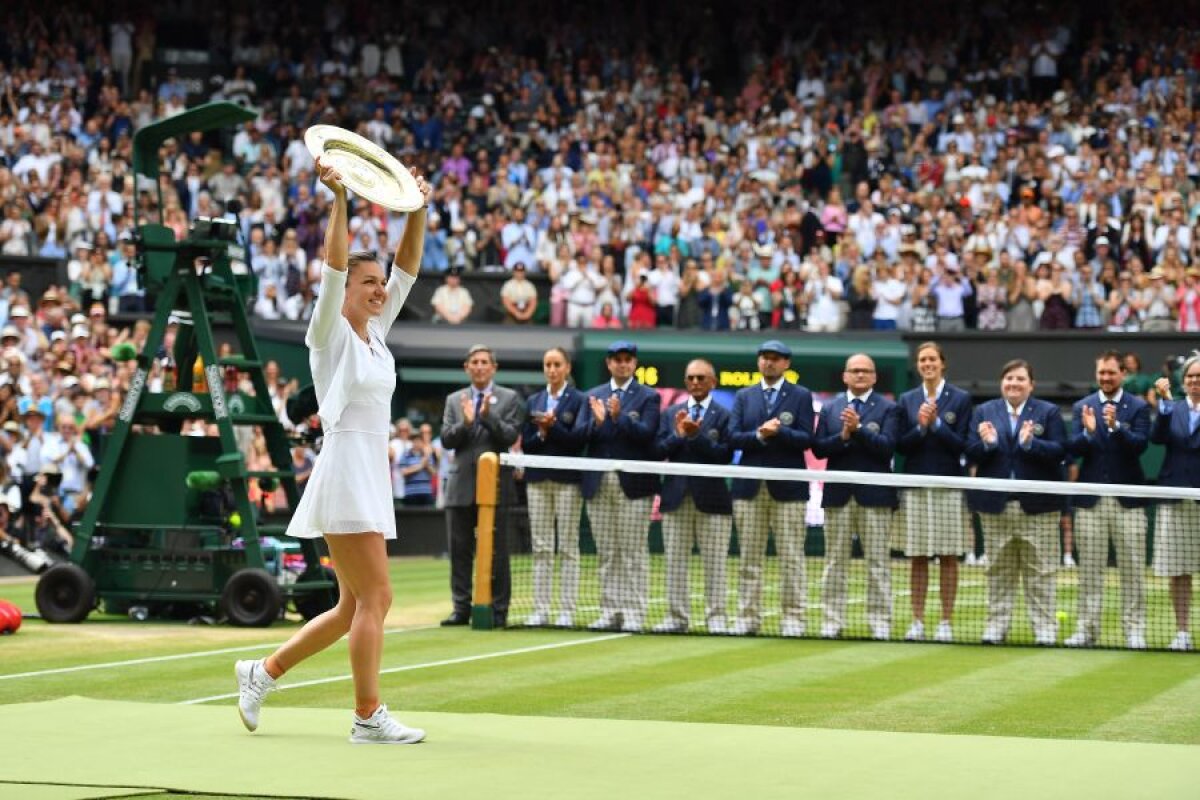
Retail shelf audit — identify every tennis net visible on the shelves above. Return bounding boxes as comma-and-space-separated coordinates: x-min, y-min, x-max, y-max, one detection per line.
496, 453, 1200, 652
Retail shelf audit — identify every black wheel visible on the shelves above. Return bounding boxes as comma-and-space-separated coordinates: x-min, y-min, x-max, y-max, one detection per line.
294, 566, 339, 621
35, 563, 95, 623
220, 568, 282, 627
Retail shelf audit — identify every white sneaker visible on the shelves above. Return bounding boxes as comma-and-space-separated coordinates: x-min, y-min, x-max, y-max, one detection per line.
1035, 630, 1057, 647
965, 553, 978, 567
1127, 633, 1147, 650
1064, 630, 1093, 648
621, 614, 644, 633
1168, 631, 1194, 652
349, 704, 425, 745
904, 621, 925, 641
554, 612, 574, 628
934, 621, 953, 643
235, 659, 277, 732
1063, 553, 1077, 569
730, 618, 759, 636
524, 612, 549, 627
977, 554, 990, 568
706, 616, 728, 635
652, 618, 687, 634
981, 626, 1004, 645
588, 612, 620, 631
780, 619, 805, 638
820, 623, 841, 639
871, 623, 891, 641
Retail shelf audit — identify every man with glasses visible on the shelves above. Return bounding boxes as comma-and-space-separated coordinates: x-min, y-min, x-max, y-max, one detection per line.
654, 359, 733, 634
814, 353, 900, 640
729, 340, 813, 636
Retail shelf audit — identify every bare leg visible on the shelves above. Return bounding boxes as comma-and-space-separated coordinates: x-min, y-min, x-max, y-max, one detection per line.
303, 534, 393, 717
266, 588, 357, 680
1170, 575, 1192, 632
939, 556, 959, 622
910, 557, 929, 622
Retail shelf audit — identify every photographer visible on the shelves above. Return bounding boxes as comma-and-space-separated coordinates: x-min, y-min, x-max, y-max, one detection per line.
28, 465, 71, 555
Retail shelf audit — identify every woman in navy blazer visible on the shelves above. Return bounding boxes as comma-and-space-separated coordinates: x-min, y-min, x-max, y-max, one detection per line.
895, 342, 973, 643
1150, 357, 1200, 651
522, 347, 587, 628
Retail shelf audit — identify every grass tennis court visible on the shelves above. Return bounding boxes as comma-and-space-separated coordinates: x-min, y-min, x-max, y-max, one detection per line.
1, 558, 1198, 799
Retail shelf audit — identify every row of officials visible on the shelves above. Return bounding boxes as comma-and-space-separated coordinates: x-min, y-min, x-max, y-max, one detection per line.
436, 340, 1200, 652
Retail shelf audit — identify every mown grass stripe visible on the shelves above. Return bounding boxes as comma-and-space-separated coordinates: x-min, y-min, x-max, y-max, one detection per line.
1087, 668, 1200, 743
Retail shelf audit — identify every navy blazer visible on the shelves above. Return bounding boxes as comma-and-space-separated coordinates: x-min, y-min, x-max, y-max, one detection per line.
573, 381, 662, 500
896, 383, 972, 476
521, 385, 587, 484
1067, 391, 1151, 508
965, 397, 1066, 514
729, 380, 814, 502
1150, 400, 1200, 498
812, 392, 900, 509
656, 399, 733, 515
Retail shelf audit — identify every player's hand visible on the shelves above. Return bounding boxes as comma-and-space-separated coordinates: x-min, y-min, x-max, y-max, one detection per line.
410, 167, 433, 205
1081, 404, 1097, 434
315, 157, 345, 197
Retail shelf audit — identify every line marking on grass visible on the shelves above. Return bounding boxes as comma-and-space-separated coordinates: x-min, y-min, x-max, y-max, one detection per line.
180, 633, 632, 705
0, 624, 438, 682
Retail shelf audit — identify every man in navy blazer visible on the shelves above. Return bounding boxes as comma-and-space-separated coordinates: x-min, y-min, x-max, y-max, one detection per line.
728, 340, 814, 636
813, 353, 900, 640
1149, 361, 1200, 652
572, 340, 662, 632
965, 359, 1066, 645
653, 359, 734, 634
1065, 351, 1151, 649
522, 347, 588, 628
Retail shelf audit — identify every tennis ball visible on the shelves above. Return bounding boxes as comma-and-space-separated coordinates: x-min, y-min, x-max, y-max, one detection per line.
1056, 610, 1068, 622
229, 511, 242, 529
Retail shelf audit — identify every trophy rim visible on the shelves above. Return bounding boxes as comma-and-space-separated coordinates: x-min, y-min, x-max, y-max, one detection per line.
304, 124, 424, 212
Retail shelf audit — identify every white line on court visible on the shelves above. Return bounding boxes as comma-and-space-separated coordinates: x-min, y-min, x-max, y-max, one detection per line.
180, 633, 632, 705
0, 624, 438, 682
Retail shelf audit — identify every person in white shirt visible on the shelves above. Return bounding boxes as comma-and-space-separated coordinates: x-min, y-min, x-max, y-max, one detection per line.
560, 259, 605, 328
234, 158, 431, 744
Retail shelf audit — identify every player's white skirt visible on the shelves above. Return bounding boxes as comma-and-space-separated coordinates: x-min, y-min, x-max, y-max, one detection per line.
1152, 502, 1200, 577
286, 429, 397, 539
896, 487, 971, 556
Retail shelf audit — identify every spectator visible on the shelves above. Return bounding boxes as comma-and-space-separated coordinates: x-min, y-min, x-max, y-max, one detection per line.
397, 435, 436, 506
430, 267, 473, 324
499, 263, 537, 324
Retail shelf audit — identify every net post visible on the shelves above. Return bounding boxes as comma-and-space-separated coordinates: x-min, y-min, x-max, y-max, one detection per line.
471, 452, 499, 630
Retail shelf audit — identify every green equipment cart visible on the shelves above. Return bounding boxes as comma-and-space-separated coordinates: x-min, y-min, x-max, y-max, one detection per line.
34, 103, 337, 626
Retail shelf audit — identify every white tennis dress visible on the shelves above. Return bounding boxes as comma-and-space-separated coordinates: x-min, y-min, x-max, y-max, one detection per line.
286, 263, 415, 540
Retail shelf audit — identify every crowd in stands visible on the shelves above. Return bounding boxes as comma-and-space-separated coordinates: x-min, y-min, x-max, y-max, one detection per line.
0, 3, 1196, 334
2, 1, 1200, 552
